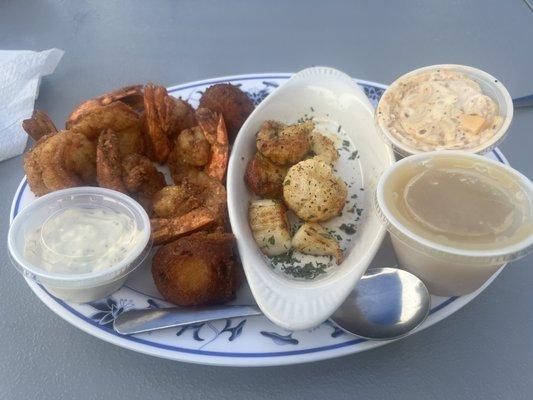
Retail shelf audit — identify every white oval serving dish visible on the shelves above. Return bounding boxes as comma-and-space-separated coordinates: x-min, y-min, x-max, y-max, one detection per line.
227, 67, 395, 330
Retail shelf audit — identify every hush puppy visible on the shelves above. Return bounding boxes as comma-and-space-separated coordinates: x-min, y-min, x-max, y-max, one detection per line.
152, 231, 239, 306
199, 84, 254, 141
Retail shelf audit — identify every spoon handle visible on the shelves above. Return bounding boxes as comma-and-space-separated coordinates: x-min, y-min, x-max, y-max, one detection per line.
113, 305, 262, 335
513, 95, 533, 109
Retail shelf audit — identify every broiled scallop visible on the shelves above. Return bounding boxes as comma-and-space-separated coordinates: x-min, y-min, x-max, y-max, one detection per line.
256, 121, 312, 165
292, 222, 343, 264
283, 158, 347, 222
249, 199, 292, 256
309, 131, 339, 166
245, 153, 288, 198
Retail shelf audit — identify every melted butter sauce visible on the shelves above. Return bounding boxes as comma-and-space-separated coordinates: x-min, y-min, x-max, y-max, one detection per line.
24, 206, 140, 274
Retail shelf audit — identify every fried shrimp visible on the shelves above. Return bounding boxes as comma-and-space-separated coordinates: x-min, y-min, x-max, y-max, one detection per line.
172, 98, 197, 139
309, 132, 339, 165
174, 127, 211, 167
152, 184, 203, 218
152, 171, 228, 243
22, 110, 58, 141
67, 85, 144, 124
256, 120, 312, 165
245, 153, 287, 198
152, 231, 238, 305
67, 101, 144, 158
96, 130, 127, 193
142, 84, 179, 163
199, 83, 254, 141
23, 133, 56, 197
283, 158, 347, 222
24, 131, 97, 196
121, 153, 166, 212
195, 108, 229, 181
151, 207, 215, 245
168, 109, 229, 183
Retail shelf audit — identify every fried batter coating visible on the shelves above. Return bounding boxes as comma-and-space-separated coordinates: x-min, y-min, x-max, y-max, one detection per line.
67, 101, 139, 140
23, 133, 56, 197
24, 131, 96, 196
67, 101, 144, 158
152, 231, 238, 305
168, 109, 229, 183
256, 121, 312, 165
142, 84, 179, 163
122, 153, 166, 213
173, 126, 211, 167
172, 98, 197, 139
22, 110, 58, 141
154, 171, 227, 225
198, 83, 254, 141
67, 85, 144, 124
283, 158, 347, 222
152, 184, 203, 218
96, 129, 127, 193
245, 153, 287, 198
195, 108, 229, 181
151, 207, 215, 245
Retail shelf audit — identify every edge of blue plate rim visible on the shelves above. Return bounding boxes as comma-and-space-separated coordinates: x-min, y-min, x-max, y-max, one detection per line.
9, 73, 508, 364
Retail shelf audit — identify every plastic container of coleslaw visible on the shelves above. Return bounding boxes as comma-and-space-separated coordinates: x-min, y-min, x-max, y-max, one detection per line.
375, 64, 514, 157
8, 187, 152, 303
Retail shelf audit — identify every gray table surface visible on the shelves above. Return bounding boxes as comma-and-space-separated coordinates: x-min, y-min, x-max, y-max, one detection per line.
1, 1, 532, 399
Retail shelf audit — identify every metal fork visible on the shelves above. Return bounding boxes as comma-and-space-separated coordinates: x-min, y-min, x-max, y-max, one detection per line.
514, 95, 533, 109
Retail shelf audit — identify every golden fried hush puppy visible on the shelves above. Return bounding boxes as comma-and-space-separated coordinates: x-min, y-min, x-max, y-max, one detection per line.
198, 83, 254, 141
152, 231, 239, 306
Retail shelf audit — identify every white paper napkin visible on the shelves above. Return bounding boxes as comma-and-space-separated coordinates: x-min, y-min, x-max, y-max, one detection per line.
0, 48, 64, 161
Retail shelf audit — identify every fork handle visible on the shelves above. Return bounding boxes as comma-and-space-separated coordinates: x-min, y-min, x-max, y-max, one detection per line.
513, 95, 533, 109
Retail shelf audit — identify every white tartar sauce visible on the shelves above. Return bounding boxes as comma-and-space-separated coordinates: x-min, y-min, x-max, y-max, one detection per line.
24, 206, 141, 274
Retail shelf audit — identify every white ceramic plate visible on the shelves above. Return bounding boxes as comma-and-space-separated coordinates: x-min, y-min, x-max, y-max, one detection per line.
228, 67, 395, 330
10, 73, 508, 366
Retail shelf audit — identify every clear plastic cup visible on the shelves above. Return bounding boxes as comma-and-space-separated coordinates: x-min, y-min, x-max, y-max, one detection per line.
375, 64, 514, 157
8, 187, 152, 303
375, 151, 533, 296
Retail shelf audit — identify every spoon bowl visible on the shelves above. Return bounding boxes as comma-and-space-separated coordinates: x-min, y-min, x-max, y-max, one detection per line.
330, 267, 430, 340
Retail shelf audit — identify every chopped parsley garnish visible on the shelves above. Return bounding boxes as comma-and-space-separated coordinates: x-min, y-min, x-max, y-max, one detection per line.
339, 223, 357, 235
348, 150, 359, 160
282, 262, 327, 279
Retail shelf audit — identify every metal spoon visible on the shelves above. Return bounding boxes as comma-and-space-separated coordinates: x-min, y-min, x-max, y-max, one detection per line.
113, 267, 430, 340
